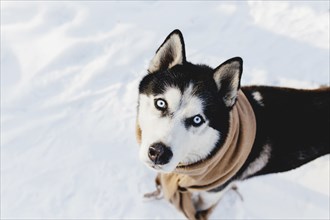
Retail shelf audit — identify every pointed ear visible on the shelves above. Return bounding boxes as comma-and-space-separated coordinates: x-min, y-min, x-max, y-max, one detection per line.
148, 29, 186, 73
213, 57, 243, 107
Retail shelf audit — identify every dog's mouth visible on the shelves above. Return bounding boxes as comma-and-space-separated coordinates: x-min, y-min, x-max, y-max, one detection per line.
145, 160, 163, 170
145, 160, 178, 173
148, 162, 196, 173
177, 162, 187, 166
151, 164, 162, 170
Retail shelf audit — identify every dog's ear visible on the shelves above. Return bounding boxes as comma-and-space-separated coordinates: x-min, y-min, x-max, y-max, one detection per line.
148, 29, 186, 73
213, 57, 243, 108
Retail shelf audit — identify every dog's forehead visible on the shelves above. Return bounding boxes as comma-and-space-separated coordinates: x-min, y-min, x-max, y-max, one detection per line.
161, 84, 204, 116
139, 63, 215, 96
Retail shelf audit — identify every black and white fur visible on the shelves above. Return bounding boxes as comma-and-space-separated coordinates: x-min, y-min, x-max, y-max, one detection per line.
137, 30, 330, 213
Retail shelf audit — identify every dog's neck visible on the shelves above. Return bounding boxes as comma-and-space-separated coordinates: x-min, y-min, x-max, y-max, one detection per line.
154, 90, 256, 220
163, 90, 256, 188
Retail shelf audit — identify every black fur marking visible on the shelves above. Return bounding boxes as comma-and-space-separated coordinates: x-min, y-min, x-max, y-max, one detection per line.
244, 86, 330, 176
184, 115, 205, 129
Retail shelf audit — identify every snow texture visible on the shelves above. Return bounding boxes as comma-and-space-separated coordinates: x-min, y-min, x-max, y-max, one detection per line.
1, 1, 329, 219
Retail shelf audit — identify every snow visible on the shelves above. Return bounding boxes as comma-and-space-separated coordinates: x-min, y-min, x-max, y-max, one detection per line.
1, 1, 329, 219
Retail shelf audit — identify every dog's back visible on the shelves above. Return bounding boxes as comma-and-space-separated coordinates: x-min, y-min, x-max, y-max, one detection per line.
242, 86, 330, 176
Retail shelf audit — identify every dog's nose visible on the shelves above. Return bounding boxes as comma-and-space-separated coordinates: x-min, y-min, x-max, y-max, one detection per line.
148, 142, 173, 165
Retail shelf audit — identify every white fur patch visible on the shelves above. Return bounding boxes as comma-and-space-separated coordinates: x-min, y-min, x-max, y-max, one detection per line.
241, 143, 271, 179
252, 91, 264, 106
163, 87, 181, 113
138, 84, 220, 172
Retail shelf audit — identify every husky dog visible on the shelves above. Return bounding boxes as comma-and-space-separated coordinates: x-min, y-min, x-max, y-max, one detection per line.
136, 29, 329, 218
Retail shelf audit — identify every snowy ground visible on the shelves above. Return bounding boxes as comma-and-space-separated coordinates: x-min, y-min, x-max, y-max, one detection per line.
1, 1, 329, 219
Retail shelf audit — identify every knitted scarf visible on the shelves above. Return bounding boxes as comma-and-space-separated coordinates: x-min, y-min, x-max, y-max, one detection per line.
136, 90, 256, 220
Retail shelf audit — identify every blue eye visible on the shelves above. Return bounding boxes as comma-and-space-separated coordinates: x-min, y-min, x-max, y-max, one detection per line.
191, 115, 204, 127
155, 98, 167, 110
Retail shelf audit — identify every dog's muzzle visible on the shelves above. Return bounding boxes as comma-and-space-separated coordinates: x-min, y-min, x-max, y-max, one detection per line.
148, 142, 173, 165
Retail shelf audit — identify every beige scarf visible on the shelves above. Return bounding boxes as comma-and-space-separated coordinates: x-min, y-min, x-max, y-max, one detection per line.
136, 90, 256, 220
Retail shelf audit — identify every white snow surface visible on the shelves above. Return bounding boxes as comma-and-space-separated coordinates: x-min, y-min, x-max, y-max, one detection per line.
1, 1, 329, 219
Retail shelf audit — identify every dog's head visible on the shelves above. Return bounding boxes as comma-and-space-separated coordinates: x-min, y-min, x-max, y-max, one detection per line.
137, 30, 243, 172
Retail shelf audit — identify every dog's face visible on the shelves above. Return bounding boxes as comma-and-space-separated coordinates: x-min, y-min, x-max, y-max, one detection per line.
137, 30, 243, 172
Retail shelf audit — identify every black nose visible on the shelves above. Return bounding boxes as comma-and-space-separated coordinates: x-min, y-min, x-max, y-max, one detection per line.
148, 142, 173, 165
